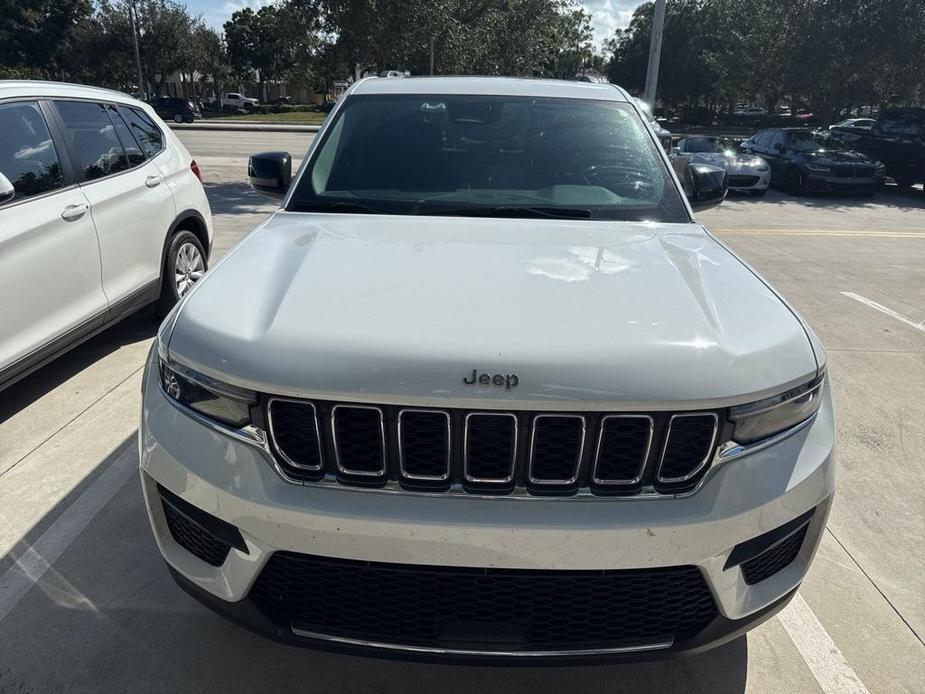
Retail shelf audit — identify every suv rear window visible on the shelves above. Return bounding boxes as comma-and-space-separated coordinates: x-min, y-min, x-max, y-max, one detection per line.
119, 106, 163, 159
289, 94, 688, 223
0, 101, 65, 201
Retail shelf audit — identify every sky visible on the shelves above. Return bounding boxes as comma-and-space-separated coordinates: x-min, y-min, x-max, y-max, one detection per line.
186, 0, 643, 49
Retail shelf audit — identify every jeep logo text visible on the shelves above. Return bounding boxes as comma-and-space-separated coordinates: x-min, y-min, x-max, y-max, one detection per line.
463, 369, 519, 390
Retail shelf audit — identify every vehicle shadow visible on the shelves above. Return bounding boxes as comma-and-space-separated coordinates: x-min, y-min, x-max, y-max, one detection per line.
0, 312, 157, 424
729, 182, 925, 213
204, 180, 275, 216
0, 435, 749, 694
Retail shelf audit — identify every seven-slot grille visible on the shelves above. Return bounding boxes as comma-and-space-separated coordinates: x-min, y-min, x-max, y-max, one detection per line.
266, 400, 722, 496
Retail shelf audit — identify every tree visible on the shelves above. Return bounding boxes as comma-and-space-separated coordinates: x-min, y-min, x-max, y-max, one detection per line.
0, 0, 92, 78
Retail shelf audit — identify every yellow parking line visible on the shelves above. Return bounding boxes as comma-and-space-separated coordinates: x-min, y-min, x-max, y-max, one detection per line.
713, 228, 925, 238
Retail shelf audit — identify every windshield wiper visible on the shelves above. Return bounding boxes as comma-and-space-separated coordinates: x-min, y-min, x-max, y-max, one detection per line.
419, 204, 593, 220
287, 200, 395, 215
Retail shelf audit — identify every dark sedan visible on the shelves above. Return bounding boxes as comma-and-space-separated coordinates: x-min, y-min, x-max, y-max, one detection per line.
741, 128, 885, 194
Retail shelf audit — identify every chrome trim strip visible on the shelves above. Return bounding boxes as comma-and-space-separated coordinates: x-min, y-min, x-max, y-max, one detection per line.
591, 414, 654, 486
331, 404, 387, 477
714, 412, 818, 463
397, 408, 451, 482
267, 398, 324, 472
656, 412, 720, 484
289, 626, 673, 657
527, 414, 585, 486
730, 379, 824, 418
463, 412, 518, 484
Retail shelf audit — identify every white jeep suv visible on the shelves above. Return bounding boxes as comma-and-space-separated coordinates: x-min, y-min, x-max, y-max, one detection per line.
140, 77, 834, 661
0, 81, 212, 391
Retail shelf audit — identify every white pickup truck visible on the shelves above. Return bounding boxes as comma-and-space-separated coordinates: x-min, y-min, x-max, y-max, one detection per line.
220, 92, 258, 109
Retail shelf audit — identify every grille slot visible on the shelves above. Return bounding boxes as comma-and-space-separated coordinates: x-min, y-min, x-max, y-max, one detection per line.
268, 399, 323, 471
464, 413, 517, 484
398, 409, 451, 481
528, 415, 585, 485
741, 524, 808, 584
593, 415, 653, 486
656, 413, 718, 488
332, 405, 386, 477
250, 552, 718, 652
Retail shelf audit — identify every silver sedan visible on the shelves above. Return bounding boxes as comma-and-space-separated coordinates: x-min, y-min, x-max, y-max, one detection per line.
675, 136, 771, 196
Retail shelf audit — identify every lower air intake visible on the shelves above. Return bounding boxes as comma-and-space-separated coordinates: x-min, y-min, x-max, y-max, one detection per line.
250, 552, 718, 652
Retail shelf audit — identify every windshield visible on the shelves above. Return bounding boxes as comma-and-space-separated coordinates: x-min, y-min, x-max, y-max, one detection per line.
683, 137, 737, 154
788, 131, 848, 152
288, 94, 688, 223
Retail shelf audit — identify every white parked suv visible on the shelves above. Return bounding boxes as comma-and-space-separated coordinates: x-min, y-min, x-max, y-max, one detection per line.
0, 81, 212, 391
141, 77, 834, 661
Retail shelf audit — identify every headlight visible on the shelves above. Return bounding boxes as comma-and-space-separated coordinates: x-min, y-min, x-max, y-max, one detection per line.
806, 163, 832, 173
158, 358, 255, 427
729, 373, 824, 444
752, 158, 769, 171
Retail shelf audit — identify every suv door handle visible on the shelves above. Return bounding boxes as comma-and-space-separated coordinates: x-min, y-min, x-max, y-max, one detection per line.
61, 203, 89, 221
145, 175, 162, 188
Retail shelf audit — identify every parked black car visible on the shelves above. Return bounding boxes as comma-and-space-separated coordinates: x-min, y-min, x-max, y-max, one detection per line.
842, 108, 925, 189
270, 96, 294, 105
740, 128, 884, 195
150, 96, 200, 124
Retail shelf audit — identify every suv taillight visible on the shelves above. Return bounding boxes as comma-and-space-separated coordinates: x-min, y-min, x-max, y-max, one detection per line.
190, 159, 202, 182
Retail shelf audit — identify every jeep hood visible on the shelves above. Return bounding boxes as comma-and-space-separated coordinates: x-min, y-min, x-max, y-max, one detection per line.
167, 213, 818, 409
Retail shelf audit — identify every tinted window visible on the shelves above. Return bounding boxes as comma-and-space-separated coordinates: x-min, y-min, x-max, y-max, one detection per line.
106, 106, 145, 167
120, 106, 163, 158
877, 109, 925, 137
54, 100, 128, 181
290, 94, 688, 223
0, 101, 65, 201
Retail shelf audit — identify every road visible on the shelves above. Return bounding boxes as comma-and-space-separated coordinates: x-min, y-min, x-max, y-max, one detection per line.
0, 129, 923, 694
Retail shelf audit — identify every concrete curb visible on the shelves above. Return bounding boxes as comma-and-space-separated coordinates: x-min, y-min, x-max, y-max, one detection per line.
168, 121, 321, 133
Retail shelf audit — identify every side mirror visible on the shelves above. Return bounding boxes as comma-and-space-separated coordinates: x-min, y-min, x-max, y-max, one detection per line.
774, 142, 786, 153
686, 163, 727, 210
248, 151, 291, 200
0, 172, 14, 205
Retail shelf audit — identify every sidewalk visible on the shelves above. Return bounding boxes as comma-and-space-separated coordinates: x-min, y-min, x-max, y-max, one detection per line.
168, 121, 321, 133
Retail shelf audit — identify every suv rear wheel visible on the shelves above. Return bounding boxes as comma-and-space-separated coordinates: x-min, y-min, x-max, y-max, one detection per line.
173, 113, 184, 124
157, 230, 207, 316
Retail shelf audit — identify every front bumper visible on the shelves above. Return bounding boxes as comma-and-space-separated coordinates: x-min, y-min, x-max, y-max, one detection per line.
139, 349, 836, 660
727, 170, 770, 192
805, 173, 884, 193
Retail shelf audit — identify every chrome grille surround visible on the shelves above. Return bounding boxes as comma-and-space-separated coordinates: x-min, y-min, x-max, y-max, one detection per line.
655, 412, 720, 484
331, 404, 387, 477
591, 414, 654, 486
463, 412, 518, 484
397, 408, 451, 482
267, 397, 324, 472
527, 414, 586, 486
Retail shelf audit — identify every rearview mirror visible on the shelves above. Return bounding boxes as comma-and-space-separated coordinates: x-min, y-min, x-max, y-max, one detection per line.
248, 151, 292, 201
686, 163, 728, 210
0, 172, 14, 205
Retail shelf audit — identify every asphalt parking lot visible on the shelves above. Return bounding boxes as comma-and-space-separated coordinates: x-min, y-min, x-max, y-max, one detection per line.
0, 129, 923, 693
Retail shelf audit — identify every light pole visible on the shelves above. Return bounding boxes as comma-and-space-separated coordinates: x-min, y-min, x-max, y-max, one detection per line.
642, 0, 666, 105
129, 0, 145, 96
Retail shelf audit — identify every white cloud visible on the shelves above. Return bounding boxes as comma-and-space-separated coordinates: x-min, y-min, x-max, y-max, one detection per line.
580, 0, 641, 49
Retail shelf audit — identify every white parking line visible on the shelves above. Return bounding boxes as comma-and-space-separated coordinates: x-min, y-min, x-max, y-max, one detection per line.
0, 443, 136, 623
778, 593, 870, 693
840, 291, 925, 333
